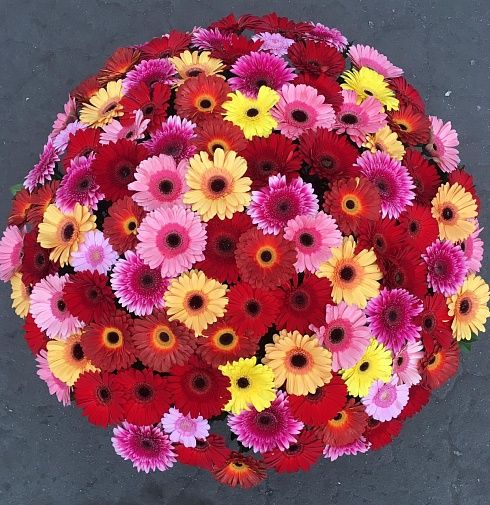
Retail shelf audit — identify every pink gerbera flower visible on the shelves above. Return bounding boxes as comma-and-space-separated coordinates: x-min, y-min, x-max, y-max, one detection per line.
50, 96, 77, 140
426, 116, 460, 173
23, 139, 59, 192
100, 110, 150, 144
36, 349, 71, 406
392, 341, 424, 386
191, 27, 232, 51
112, 422, 177, 473
161, 407, 210, 448
70, 230, 118, 274
356, 150, 415, 219
136, 205, 206, 278
0, 225, 24, 281
334, 90, 387, 146
252, 32, 294, 56
111, 251, 168, 316
366, 288, 423, 354
29, 274, 85, 340
247, 174, 319, 235
307, 23, 348, 52
229, 51, 296, 97
310, 302, 371, 372
323, 437, 371, 461
362, 375, 410, 421
462, 221, 484, 274
422, 239, 468, 296
271, 83, 336, 139
52, 121, 86, 155
228, 391, 304, 453
128, 154, 188, 211
348, 44, 403, 78
122, 58, 176, 93
283, 212, 342, 273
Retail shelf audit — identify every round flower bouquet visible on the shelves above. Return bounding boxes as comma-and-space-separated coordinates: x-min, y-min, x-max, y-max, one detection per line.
2, 12, 488, 488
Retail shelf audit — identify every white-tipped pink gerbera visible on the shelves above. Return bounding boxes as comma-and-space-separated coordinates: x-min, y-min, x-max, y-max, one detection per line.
70, 230, 118, 274
426, 116, 460, 173
161, 407, 210, 448
307, 23, 348, 52
0, 225, 24, 282
323, 436, 371, 461
462, 221, 484, 274
362, 375, 410, 421
348, 44, 403, 78
252, 32, 295, 56
392, 341, 424, 386
100, 109, 150, 144
50, 96, 77, 140
23, 139, 60, 192
35, 349, 71, 406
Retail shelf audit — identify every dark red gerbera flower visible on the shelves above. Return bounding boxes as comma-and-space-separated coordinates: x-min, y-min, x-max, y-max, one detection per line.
139, 31, 192, 59
175, 433, 231, 471
364, 417, 404, 451
27, 180, 60, 227
8, 188, 32, 227
398, 384, 431, 421
92, 139, 148, 201
63, 271, 115, 324
388, 104, 431, 145
416, 294, 454, 349
166, 356, 231, 419
116, 368, 170, 426
213, 451, 267, 489
420, 339, 460, 390
448, 168, 481, 212
194, 117, 248, 157
70, 75, 101, 106
21, 228, 57, 286
389, 76, 425, 113
249, 13, 312, 39
74, 370, 127, 427
288, 40, 345, 77
209, 13, 257, 34
294, 73, 343, 112
212, 35, 263, 65
356, 217, 404, 261
398, 203, 439, 254
64, 128, 101, 169
23, 313, 49, 355
97, 47, 141, 85
403, 149, 441, 206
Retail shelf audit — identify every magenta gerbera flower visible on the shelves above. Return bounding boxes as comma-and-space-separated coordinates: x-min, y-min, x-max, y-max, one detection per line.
271, 83, 336, 139
248, 174, 319, 235
112, 422, 177, 473
161, 407, 210, 448
252, 32, 294, 56
23, 139, 59, 192
366, 288, 423, 354
462, 222, 484, 274
191, 27, 232, 51
392, 341, 424, 386
307, 23, 348, 52
310, 302, 371, 372
36, 349, 71, 406
70, 230, 118, 274
128, 154, 188, 211
0, 225, 24, 282
348, 44, 403, 78
323, 437, 371, 461
362, 375, 410, 421
111, 251, 168, 316
228, 391, 304, 453
426, 116, 460, 173
422, 239, 468, 296
122, 58, 176, 93
283, 212, 342, 273
356, 150, 415, 219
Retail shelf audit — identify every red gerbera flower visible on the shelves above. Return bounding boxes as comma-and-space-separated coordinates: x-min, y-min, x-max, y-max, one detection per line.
116, 368, 170, 426
97, 47, 141, 85
139, 31, 192, 59
420, 339, 459, 390
92, 139, 148, 201
73, 370, 127, 427
398, 203, 439, 254
211, 35, 263, 65
27, 180, 60, 227
213, 452, 267, 489
398, 384, 431, 421
175, 433, 231, 471
294, 73, 343, 112
388, 104, 431, 145
364, 417, 404, 451
263, 430, 324, 473
9, 188, 33, 227
21, 228, 57, 286
241, 134, 301, 189
70, 75, 101, 106
63, 271, 115, 324
389, 76, 425, 113
167, 356, 231, 419
448, 168, 481, 212
63, 128, 101, 169
403, 149, 441, 206
23, 313, 49, 355
416, 294, 453, 349
194, 117, 248, 157
288, 374, 348, 426
356, 217, 404, 261
209, 13, 258, 34
249, 13, 312, 39
288, 40, 345, 77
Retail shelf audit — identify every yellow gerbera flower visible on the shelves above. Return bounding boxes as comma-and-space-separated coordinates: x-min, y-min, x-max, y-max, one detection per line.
37, 203, 97, 267
341, 67, 399, 111
164, 270, 228, 336
363, 125, 405, 160
222, 86, 279, 140
447, 274, 489, 341
79, 79, 124, 128
262, 330, 332, 396
431, 182, 477, 243
183, 148, 252, 221
317, 236, 382, 308
170, 50, 225, 85
341, 338, 392, 397
219, 357, 276, 414
10, 272, 29, 318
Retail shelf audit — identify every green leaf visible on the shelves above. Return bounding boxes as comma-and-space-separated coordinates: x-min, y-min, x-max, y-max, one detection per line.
9, 183, 23, 196
459, 340, 472, 352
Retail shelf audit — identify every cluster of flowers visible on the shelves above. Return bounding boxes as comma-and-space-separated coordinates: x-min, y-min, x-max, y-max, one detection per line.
2, 12, 488, 488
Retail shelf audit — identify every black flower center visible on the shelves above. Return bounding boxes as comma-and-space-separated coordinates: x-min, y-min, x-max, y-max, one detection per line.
290, 353, 308, 368
62, 223, 75, 241
187, 69, 202, 77
158, 331, 171, 343
57, 299, 66, 312
72, 343, 84, 361
321, 156, 334, 169
345, 199, 356, 210
409, 221, 419, 233
459, 298, 471, 315
340, 266, 354, 281
364, 89, 374, 96
159, 179, 174, 194
359, 361, 370, 371
341, 113, 358, 125
397, 356, 404, 366
423, 315, 435, 331
192, 374, 208, 391
189, 294, 204, 310
78, 178, 90, 191
245, 300, 260, 316
237, 377, 250, 388
260, 250, 273, 263
329, 327, 345, 344
97, 386, 111, 403
247, 108, 259, 117
107, 331, 120, 344
199, 99, 212, 109
35, 252, 46, 267
218, 332, 234, 346
128, 220, 137, 231
386, 308, 399, 323
140, 273, 155, 288
291, 291, 308, 309
210, 177, 226, 193
256, 79, 268, 88
166, 232, 182, 248
257, 412, 275, 426
291, 109, 308, 122
117, 165, 132, 179
442, 207, 454, 220
299, 233, 314, 247
217, 236, 234, 253
260, 161, 274, 173
136, 384, 153, 401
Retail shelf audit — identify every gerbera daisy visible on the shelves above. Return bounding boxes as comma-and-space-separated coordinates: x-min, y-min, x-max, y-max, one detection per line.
69, 229, 117, 274
139, 31, 191, 59
294, 73, 344, 112
175, 433, 230, 471
420, 340, 460, 389
222, 86, 279, 140
362, 375, 409, 422
111, 251, 168, 316
426, 116, 460, 173
100, 110, 149, 144
132, 309, 196, 372
170, 50, 225, 86
356, 150, 415, 219
97, 46, 141, 85
431, 182, 477, 243
10, 272, 30, 318
112, 422, 176, 473
364, 417, 403, 451
122, 58, 176, 92
340, 339, 393, 397
341, 67, 399, 111
403, 149, 441, 206
389, 76, 425, 113
212, 34, 263, 64
184, 148, 251, 221
271, 83, 335, 139
317, 236, 382, 309
23, 139, 59, 192
249, 12, 312, 38
213, 452, 266, 489
462, 223, 484, 274
307, 22, 348, 51
62, 127, 99, 169
398, 204, 439, 254
252, 32, 294, 56
79, 80, 124, 127
50, 96, 77, 140
219, 357, 276, 414
161, 408, 210, 448
36, 349, 71, 405
24, 314, 49, 355
448, 168, 481, 212
164, 269, 228, 336
0, 225, 24, 282
447, 274, 489, 341
191, 27, 232, 52
399, 384, 431, 420
8, 187, 33, 227
348, 44, 403, 78
416, 293, 453, 349
363, 125, 405, 161
194, 117, 248, 156
288, 40, 344, 77
388, 104, 431, 145
323, 436, 371, 461
356, 217, 404, 262
71, 75, 101, 106
392, 340, 424, 386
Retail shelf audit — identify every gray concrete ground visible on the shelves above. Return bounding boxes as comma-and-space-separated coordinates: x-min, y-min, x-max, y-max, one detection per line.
0, 1, 488, 504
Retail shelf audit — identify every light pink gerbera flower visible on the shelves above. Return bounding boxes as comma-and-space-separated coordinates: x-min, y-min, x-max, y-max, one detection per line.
70, 230, 118, 274
122, 58, 176, 93
136, 205, 206, 278
161, 407, 210, 448
356, 150, 415, 219
112, 422, 177, 473
23, 139, 60, 192
426, 116, 460, 173
271, 83, 336, 139
29, 274, 85, 340
52, 121, 86, 155
462, 222, 484, 274
362, 375, 410, 421
348, 44, 403, 78
0, 225, 24, 282
128, 154, 188, 211
191, 27, 232, 51
228, 391, 304, 453
252, 32, 294, 56
422, 239, 468, 296
111, 251, 168, 316
310, 302, 371, 372
334, 90, 387, 146
323, 437, 371, 461
50, 96, 77, 140
100, 110, 150, 144
307, 23, 348, 52
35, 349, 71, 406
366, 288, 423, 354
247, 174, 319, 235
392, 341, 424, 386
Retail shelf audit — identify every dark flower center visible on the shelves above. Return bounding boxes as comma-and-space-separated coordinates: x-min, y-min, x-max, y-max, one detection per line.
158, 331, 171, 343
333, 412, 343, 421
117, 165, 132, 179
192, 374, 208, 391
442, 207, 454, 221
199, 99, 212, 109
217, 236, 234, 254
211, 143, 224, 152
78, 178, 90, 190
257, 412, 275, 427
409, 221, 419, 234
259, 161, 274, 173
128, 220, 137, 231
345, 199, 356, 210
237, 377, 250, 388
143, 104, 155, 115
341, 113, 358, 125
299, 233, 314, 247
159, 179, 174, 194
423, 315, 435, 331
359, 361, 370, 371
218, 332, 234, 346
286, 443, 300, 454
166, 232, 182, 248
290, 353, 308, 368
397, 356, 404, 366
245, 300, 260, 316
260, 250, 273, 263
140, 273, 156, 288
72, 343, 85, 361
107, 331, 120, 344
291, 109, 308, 122
62, 223, 75, 241
35, 252, 46, 267
86, 288, 99, 301
256, 79, 268, 88
195, 439, 208, 449
428, 355, 437, 365
386, 308, 399, 324
57, 299, 66, 312
459, 298, 471, 315
398, 122, 408, 131
188, 294, 204, 310
376, 180, 388, 192
210, 177, 226, 193
187, 69, 202, 77
329, 327, 345, 344
340, 266, 354, 281
247, 108, 259, 117
321, 156, 334, 169
291, 290, 308, 310
140, 438, 155, 451
97, 386, 112, 403
364, 89, 374, 96
136, 384, 153, 401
